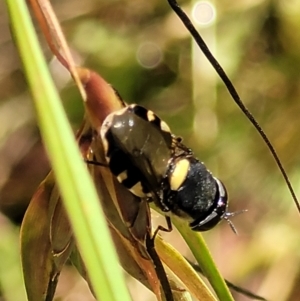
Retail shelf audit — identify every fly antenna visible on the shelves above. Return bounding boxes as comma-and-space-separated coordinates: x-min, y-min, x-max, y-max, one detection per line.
223, 210, 248, 235
167, 0, 300, 215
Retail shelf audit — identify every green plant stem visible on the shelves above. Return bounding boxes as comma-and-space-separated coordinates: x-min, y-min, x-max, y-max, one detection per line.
5, 1, 132, 301
172, 216, 234, 301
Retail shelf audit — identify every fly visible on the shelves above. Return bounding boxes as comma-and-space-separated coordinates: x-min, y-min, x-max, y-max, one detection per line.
100, 104, 239, 232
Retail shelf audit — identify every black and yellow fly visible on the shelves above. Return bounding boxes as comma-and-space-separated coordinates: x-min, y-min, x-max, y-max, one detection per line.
100, 104, 231, 232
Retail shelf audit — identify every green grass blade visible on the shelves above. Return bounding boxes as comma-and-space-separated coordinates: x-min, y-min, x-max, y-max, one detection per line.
172, 216, 234, 301
5, 1, 132, 301
0, 216, 27, 301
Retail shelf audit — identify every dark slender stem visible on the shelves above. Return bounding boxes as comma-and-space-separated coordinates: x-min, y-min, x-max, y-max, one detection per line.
188, 260, 268, 301
167, 0, 300, 214
85, 160, 108, 167
146, 233, 174, 301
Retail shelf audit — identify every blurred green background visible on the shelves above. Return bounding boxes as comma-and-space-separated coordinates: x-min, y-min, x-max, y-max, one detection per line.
1, 0, 300, 300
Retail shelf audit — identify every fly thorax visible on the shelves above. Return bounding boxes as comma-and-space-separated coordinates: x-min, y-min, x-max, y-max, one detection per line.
167, 156, 218, 220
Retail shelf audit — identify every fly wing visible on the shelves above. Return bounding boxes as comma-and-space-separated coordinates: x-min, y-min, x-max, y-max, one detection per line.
101, 105, 173, 198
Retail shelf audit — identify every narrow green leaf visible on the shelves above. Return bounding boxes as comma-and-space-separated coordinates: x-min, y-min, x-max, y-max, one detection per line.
172, 216, 234, 301
5, 1, 132, 301
0, 215, 27, 301
155, 235, 217, 301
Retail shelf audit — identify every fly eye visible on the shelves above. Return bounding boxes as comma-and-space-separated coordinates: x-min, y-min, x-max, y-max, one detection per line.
190, 211, 222, 231
189, 177, 228, 231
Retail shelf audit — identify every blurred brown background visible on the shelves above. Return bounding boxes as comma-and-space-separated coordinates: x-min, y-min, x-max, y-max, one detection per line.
1, 0, 300, 300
